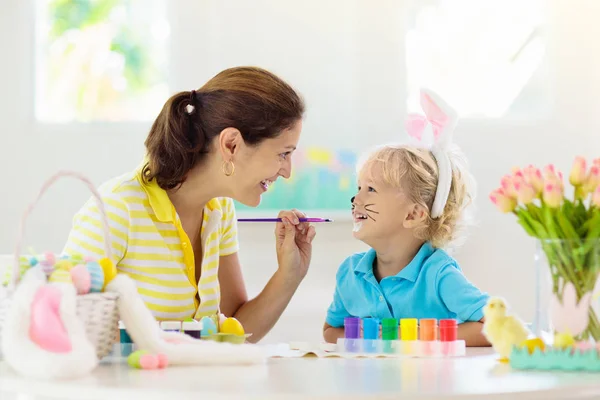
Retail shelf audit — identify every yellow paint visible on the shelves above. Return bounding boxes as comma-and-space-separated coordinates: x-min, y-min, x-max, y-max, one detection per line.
400, 318, 418, 341
307, 148, 332, 165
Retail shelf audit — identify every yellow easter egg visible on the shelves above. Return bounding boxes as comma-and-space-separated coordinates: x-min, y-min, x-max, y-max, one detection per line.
520, 337, 546, 354
98, 257, 117, 288
54, 260, 74, 271
220, 317, 245, 336
49, 269, 73, 284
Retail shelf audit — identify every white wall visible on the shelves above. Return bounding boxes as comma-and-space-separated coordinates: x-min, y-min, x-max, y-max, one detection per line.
1, 0, 600, 344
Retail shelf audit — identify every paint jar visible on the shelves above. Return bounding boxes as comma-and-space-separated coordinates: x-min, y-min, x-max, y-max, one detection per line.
118, 321, 134, 357
382, 318, 398, 353
182, 320, 202, 339
400, 318, 418, 341
440, 319, 457, 342
160, 321, 181, 333
419, 319, 438, 341
362, 318, 380, 353
119, 321, 132, 344
344, 317, 361, 339
362, 318, 379, 340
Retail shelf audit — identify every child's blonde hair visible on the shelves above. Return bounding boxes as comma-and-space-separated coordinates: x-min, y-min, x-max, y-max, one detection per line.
357, 144, 475, 249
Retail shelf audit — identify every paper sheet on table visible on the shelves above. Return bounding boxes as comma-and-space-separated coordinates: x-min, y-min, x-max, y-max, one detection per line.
263, 343, 406, 358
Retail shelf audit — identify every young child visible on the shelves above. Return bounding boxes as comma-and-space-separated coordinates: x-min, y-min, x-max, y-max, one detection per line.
323, 89, 490, 347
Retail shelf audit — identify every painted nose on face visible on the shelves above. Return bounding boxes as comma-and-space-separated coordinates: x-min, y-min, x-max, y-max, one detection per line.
351, 194, 364, 206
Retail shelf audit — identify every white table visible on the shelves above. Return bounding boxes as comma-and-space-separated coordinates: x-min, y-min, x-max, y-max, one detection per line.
1, 347, 600, 399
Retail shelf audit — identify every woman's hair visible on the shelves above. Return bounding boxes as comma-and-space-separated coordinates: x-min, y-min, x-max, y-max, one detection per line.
357, 144, 476, 249
142, 66, 305, 189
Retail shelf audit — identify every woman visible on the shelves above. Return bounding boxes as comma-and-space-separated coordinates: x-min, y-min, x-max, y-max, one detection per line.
63, 66, 316, 343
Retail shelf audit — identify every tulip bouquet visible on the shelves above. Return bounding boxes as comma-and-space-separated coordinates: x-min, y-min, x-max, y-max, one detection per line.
490, 157, 600, 341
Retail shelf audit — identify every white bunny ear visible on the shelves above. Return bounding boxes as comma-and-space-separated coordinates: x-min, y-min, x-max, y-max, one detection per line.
419, 88, 458, 148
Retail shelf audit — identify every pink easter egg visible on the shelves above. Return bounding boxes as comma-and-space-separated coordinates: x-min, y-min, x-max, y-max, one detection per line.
139, 354, 159, 369
156, 353, 169, 368
84, 256, 95, 262
70, 264, 91, 295
43, 252, 55, 266
41, 262, 55, 276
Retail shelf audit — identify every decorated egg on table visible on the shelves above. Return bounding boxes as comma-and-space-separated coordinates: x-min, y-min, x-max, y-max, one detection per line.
220, 317, 245, 336
49, 269, 73, 284
98, 257, 117, 288
70, 253, 84, 264
54, 259, 74, 271
70, 264, 91, 294
85, 261, 105, 292
40, 252, 56, 266
200, 316, 217, 336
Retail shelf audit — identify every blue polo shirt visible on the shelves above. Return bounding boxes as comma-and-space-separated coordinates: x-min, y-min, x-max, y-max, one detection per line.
326, 242, 489, 327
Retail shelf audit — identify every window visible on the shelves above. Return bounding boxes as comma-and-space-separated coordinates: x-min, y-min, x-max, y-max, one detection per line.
35, 0, 170, 122
405, 0, 548, 118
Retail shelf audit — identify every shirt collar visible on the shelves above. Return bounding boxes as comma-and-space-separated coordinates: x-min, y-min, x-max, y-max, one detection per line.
354, 242, 434, 282
136, 166, 221, 223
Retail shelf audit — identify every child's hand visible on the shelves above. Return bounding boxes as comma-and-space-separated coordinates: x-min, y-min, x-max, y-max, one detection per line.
275, 209, 316, 284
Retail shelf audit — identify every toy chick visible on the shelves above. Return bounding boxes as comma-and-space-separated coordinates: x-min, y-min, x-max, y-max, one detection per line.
482, 297, 530, 362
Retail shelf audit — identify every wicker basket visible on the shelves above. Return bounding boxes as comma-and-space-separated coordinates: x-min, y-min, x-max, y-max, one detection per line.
0, 171, 119, 359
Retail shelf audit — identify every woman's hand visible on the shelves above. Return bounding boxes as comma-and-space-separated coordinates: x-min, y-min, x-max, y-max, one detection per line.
275, 209, 316, 284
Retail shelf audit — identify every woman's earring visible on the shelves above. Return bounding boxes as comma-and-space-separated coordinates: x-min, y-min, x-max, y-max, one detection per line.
222, 160, 235, 177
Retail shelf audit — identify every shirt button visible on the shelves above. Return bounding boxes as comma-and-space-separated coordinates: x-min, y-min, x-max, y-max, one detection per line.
182, 242, 188, 248
379, 296, 384, 302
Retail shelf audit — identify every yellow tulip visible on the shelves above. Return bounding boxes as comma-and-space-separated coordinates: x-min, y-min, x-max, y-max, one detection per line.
523, 165, 544, 194
583, 165, 600, 194
490, 188, 517, 213
543, 183, 563, 208
569, 156, 587, 186
593, 186, 600, 208
513, 178, 536, 205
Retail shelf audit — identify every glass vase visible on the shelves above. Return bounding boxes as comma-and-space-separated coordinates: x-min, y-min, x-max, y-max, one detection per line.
533, 239, 600, 342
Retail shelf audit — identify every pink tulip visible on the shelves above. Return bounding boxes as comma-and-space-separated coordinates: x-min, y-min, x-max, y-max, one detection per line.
513, 179, 536, 204
593, 158, 600, 167
569, 156, 587, 186
543, 183, 563, 208
544, 164, 564, 190
500, 175, 517, 198
582, 165, 600, 194
523, 165, 544, 194
490, 188, 517, 213
593, 186, 600, 208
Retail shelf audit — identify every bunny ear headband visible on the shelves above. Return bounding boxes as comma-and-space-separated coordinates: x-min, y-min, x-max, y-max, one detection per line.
405, 88, 458, 219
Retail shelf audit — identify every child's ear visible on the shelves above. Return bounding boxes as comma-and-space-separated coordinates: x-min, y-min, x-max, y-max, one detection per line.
403, 203, 428, 228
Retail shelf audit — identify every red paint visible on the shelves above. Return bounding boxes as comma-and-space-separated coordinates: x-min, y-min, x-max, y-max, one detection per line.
439, 319, 457, 342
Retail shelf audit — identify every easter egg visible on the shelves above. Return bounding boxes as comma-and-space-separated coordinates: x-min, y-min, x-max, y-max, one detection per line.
156, 353, 169, 368
54, 260, 74, 271
220, 317, 245, 336
41, 252, 55, 266
86, 261, 105, 292
49, 269, 73, 284
70, 253, 84, 263
29, 257, 38, 267
127, 350, 149, 368
98, 257, 117, 288
139, 354, 159, 369
70, 264, 91, 295
200, 316, 217, 337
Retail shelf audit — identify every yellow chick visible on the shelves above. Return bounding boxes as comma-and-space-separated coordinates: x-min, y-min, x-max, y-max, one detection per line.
482, 297, 530, 363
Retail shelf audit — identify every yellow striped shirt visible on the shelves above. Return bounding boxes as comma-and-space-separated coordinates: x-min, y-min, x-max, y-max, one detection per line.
63, 169, 239, 320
